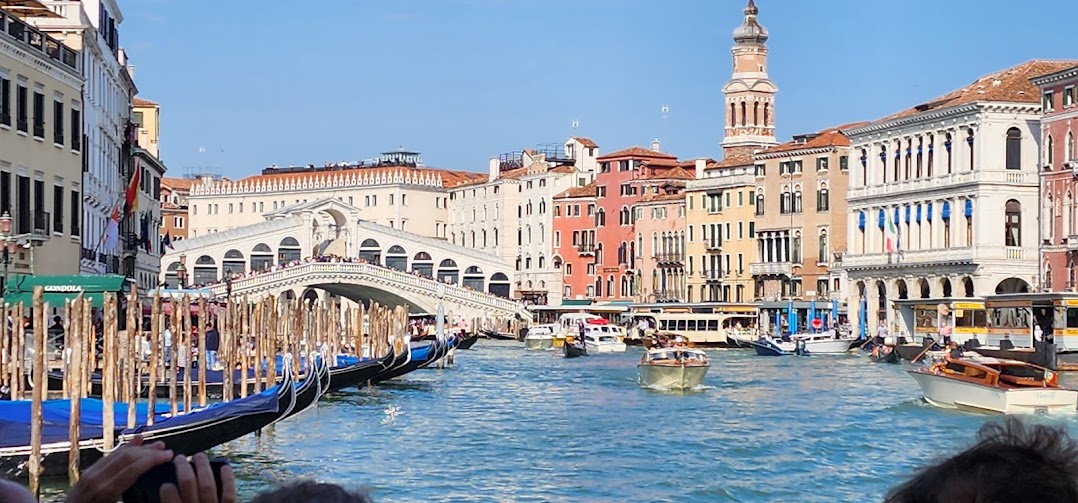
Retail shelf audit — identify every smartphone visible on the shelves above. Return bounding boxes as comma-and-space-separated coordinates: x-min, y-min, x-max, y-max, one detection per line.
121, 458, 230, 503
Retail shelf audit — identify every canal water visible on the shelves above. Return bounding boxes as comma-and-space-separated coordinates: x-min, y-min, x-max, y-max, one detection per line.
205, 341, 1078, 502
36, 341, 1078, 502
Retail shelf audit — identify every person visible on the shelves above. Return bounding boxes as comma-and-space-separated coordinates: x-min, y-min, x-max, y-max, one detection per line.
885, 417, 1078, 502
205, 323, 221, 371
164, 319, 173, 365
1034, 323, 1044, 342
944, 341, 963, 361
0, 479, 33, 503
250, 480, 372, 503
63, 435, 236, 503
177, 334, 189, 375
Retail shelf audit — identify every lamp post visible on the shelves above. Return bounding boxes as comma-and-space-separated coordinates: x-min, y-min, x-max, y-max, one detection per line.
175, 253, 188, 289
0, 212, 30, 297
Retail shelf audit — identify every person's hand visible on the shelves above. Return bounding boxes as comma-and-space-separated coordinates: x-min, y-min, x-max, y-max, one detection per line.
160, 453, 237, 503
65, 435, 174, 503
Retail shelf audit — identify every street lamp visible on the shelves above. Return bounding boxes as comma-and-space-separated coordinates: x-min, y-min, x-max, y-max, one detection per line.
0, 212, 31, 297
175, 253, 188, 289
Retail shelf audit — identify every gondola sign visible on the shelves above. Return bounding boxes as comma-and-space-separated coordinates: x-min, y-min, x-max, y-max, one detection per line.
43, 285, 83, 292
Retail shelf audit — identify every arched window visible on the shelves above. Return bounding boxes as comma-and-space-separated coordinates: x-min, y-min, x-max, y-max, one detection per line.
753, 101, 759, 125
793, 187, 803, 213
553, 205, 561, 217
967, 128, 976, 170
879, 145, 888, 183
1067, 191, 1074, 237
729, 103, 736, 128
945, 132, 953, 174
1045, 193, 1055, 241
791, 231, 802, 263
1068, 131, 1075, 162
927, 134, 934, 177
755, 193, 764, 216
818, 230, 829, 263
1005, 199, 1022, 247
740, 101, 747, 126
763, 102, 770, 126
1047, 135, 1055, 167
916, 137, 924, 177
816, 183, 829, 212
539, 199, 546, 214
1005, 127, 1022, 170
538, 255, 546, 269
859, 148, 868, 185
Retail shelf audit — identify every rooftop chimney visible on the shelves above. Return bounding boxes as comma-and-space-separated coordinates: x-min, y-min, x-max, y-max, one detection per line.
695, 158, 707, 180
488, 157, 499, 182
651, 139, 661, 152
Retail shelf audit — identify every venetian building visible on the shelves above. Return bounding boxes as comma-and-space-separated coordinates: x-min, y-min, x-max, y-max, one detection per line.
160, 177, 192, 241
634, 188, 687, 303
552, 183, 598, 300
1031, 63, 1078, 291
751, 126, 859, 303
127, 96, 167, 292
0, 4, 84, 281
686, 0, 778, 303
186, 149, 480, 239
447, 137, 599, 305
843, 60, 1075, 334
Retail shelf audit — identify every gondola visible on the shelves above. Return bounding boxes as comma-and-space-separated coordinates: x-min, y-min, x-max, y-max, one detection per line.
280, 358, 330, 421
370, 337, 452, 384
870, 347, 900, 364
44, 368, 265, 399
478, 329, 516, 341
456, 332, 479, 350
326, 350, 398, 392
563, 340, 588, 358
0, 368, 299, 481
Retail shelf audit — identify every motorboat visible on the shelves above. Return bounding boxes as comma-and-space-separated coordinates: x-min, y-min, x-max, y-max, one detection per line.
750, 331, 858, 356
523, 325, 556, 351
584, 332, 627, 353
637, 347, 709, 390
907, 355, 1078, 414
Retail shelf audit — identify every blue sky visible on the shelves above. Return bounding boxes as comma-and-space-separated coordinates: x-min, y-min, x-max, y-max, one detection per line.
121, 0, 1077, 179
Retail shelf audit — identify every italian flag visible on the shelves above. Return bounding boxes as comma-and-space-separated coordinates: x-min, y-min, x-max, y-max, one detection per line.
885, 210, 899, 253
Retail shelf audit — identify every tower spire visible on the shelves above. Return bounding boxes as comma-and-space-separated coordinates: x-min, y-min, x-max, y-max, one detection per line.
733, 0, 768, 45
721, 0, 777, 158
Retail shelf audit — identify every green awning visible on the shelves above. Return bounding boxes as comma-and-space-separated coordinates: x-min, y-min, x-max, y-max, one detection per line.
560, 299, 594, 306
3, 274, 130, 308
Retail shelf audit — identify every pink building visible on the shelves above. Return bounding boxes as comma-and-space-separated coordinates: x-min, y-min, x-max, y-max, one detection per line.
552, 183, 598, 300
632, 192, 687, 302
1033, 64, 1078, 291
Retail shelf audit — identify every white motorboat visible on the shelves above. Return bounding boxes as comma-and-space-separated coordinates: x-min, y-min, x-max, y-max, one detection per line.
584, 331, 627, 353
749, 331, 856, 356
637, 347, 709, 390
907, 355, 1078, 414
523, 325, 556, 351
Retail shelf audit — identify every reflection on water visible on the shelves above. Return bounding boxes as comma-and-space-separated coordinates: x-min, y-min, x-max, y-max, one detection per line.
33, 342, 1078, 502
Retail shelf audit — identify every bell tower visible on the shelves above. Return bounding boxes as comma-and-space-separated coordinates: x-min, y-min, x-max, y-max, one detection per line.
721, 0, 778, 158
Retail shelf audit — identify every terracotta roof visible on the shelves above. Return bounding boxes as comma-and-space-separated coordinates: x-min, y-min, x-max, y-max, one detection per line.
554, 182, 597, 200
496, 166, 529, 181
133, 97, 158, 107
637, 193, 685, 204
549, 165, 577, 174
237, 165, 486, 189
758, 123, 867, 155
654, 166, 695, 180
704, 153, 755, 170
597, 146, 678, 161
879, 60, 1078, 122
161, 177, 195, 191
679, 158, 717, 168
572, 137, 599, 148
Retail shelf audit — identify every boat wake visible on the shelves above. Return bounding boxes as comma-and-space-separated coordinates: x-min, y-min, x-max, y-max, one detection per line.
641, 383, 712, 393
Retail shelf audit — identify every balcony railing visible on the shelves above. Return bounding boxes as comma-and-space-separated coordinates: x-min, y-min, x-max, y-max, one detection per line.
848, 170, 1036, 200
654, 253, 684, 264
749, 262, 793, 276
0, 10, 79, 72
576, 243, 595, 255
841, 246, 1038, 268
705, 241, 722, 251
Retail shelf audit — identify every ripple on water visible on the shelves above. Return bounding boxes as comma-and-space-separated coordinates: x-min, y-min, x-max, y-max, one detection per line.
152, 341, 1078, 502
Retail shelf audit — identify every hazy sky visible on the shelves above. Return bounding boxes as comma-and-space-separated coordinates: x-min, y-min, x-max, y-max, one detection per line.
120, 0, 1077, 178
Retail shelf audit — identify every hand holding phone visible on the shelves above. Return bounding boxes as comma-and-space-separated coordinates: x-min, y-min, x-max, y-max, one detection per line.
122, 453, 235, 503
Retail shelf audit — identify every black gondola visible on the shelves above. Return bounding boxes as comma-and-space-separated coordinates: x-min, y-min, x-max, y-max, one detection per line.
326, 350, 398, 392
870, 347, 900, 364
479, 329, 516, 341
563, 340, 588, 358
0, 367, 301, 481
280, 358, 330, 421
370, 338, 452, 384
456, 332, 479, 350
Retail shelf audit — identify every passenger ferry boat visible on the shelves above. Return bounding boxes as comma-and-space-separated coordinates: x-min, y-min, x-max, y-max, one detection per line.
629, 303, 758, 348
907, 355, 1078, 414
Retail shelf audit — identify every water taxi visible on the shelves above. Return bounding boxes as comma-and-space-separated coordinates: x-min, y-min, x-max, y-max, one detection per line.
523, 324, 556, 351
907, 355, 1078, 414
583, 330, 627, 353
749, 331, 856, 356
637, 347, 709, 390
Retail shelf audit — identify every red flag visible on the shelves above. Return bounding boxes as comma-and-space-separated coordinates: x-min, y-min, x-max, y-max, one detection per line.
124, 161, 140, 216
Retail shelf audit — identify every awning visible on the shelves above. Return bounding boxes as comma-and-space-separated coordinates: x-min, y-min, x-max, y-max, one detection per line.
3, 274, 130, 308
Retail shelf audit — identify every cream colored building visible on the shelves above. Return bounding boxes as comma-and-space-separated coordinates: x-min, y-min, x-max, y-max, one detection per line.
685, 157, 756, 303
843, 60, 1074, 334
186, 149, 484, 239
447, 137, 599, 305
133, 97, 160, 158
0, 6, 84, 279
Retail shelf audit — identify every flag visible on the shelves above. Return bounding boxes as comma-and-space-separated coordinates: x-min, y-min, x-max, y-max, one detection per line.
141, 213, 151, 252
102, 207, 120, 251
885, 209, 900, 253
162, 232, 173, 251
124, 161, 141, 216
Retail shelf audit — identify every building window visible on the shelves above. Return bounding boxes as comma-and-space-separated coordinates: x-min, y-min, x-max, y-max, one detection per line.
793, 188, 803, 213
967, 129, 975, 171
816, 157, 828, 171
1005, 127, 1021, 170
1045, 90, 1055, 112
755, 194, 764, 216
0, 77, 9, 127
791, 232, 801, 263
52, 185, 63, 233
1005, 199, 1021, 247
818, 230, 828, 263
15, 84, 27, 133
755, 164, 765, 177
816, 186, 829, 212
52, 100, 64, 145
31, 91, 44, 138
1068, 132, 1075, 162
945, 133, 953, 174
1067, 86, 1075, 107
927, 134, 934, 177
174, 216, 185, 228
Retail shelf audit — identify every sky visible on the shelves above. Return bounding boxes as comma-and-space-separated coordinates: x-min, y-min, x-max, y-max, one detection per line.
120, 0, 1078, 179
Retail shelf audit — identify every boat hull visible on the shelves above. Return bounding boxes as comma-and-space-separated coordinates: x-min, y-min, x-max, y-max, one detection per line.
524, 337, 554, 351
637, 363, 708, 390
563, 344, 588, 358
749, 339, 793, 356
907, 370, 1078, 414
585, 342, 627, 353
803, 338, 858, 355
456, 333, 479, 350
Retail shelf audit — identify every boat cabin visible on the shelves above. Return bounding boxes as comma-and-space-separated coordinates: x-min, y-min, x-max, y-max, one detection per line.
628, 303, 758, 345
987, 293, 1078, 352
642, 347, 709, 365
894, 298, 987, 346
932, 357, 1059, 389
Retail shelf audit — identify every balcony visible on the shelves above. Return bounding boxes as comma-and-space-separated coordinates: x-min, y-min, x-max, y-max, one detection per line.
705, 241, 722, 252
31, 211, 50, 239
0, 10, 79, 72
654, 253, 684, 265
576, 243, 595, 256
847, 170, 1036, 201
750, 262, 793, 276
841, 246, 1038, 269
1067, 235, 1078, 252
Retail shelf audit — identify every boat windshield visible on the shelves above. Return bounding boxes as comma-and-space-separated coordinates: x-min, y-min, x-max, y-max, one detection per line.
648, 350, 707, 363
